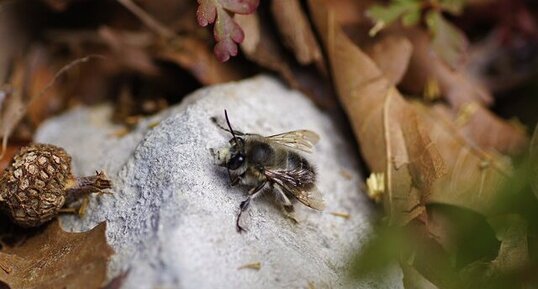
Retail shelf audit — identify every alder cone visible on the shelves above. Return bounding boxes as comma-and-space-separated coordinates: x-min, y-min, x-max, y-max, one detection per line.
0, 144, 74, 227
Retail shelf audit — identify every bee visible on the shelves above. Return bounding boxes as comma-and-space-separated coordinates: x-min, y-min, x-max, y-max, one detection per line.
210, 110, 325, 233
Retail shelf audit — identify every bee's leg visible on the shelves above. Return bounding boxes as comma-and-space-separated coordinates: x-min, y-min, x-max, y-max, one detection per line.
230, 176, 240, 186
229, 171, 245, 186
274, 185, 298, 224
236, 181, 267, 233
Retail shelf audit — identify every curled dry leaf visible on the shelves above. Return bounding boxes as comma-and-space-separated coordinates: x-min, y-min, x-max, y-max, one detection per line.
0, 221, 112, 289
196, 0, 259, 62
270, 0, 325, 70
235, 8, 336, 108
399, 28, 493, 107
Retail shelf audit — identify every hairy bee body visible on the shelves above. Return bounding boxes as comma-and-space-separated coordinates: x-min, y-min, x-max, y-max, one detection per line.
239, 136, 316, 191
211, 111, 324, 232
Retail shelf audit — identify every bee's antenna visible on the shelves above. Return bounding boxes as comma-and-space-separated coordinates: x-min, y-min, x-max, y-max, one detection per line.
224, 110, 238, 143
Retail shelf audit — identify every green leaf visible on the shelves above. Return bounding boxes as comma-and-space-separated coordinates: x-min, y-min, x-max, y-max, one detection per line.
488, 214, 529, 273
348, 226, 412, 278
366, 0, 421, 35
401, 9, 421, 26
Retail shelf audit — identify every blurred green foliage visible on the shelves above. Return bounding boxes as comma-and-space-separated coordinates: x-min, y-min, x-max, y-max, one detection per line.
349, 153, 538, 289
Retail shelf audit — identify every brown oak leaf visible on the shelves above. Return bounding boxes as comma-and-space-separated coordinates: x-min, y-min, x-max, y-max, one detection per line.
0, 221, 112, 289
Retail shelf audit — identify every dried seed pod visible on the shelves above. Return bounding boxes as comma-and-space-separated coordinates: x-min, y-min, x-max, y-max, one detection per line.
0, 143, 112, 227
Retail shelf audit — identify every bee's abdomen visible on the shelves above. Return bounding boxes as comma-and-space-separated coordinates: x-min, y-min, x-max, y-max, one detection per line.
285, 152, 316, 186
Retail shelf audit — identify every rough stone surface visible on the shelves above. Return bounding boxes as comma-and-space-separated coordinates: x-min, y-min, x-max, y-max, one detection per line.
35, 76, 403, 289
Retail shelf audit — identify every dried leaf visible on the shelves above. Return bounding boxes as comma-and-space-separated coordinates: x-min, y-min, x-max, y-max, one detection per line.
412, 102, 514, 214
399, 27, 492, 107
156, 36, 244, 85
309, 0, 525, 226
309, 0, 446, 225
433, 103, 528, 156
98, 27, 160, 76
236, 7, 336, 108
367, 0, 468, 69
234, 12, 296, 90
0, 145, 19, 171
196, 0, 259, 62
0, 221, 112, 289
0, 50, 104, 158
0, 84, 24, 159
425, 11, 468, 70
271, 0, 324, 70
531, 125, 538, 199
364, 35, 413, 85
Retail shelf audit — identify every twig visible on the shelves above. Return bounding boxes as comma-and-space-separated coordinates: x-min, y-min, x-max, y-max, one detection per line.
33, 54, 106, 102
116, 0, 175, 39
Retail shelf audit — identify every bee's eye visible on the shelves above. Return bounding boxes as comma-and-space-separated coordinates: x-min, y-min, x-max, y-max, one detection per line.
227, 153, 245, 170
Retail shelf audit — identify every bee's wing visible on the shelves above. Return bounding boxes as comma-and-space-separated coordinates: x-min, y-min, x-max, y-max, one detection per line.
264, 168, 326, 211
266, 130, 320, 153
288, 185, 325, 211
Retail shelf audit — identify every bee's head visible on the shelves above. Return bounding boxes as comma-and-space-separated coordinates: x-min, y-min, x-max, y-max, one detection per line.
210, 110, 246, 172
225, 136, 245, 170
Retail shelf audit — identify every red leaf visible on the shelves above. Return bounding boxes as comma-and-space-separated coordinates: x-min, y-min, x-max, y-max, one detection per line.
196, 0, 259, 62
196, 0, 217, 27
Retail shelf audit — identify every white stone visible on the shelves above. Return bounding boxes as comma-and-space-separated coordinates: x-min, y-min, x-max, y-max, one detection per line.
35, 76, 403, 289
